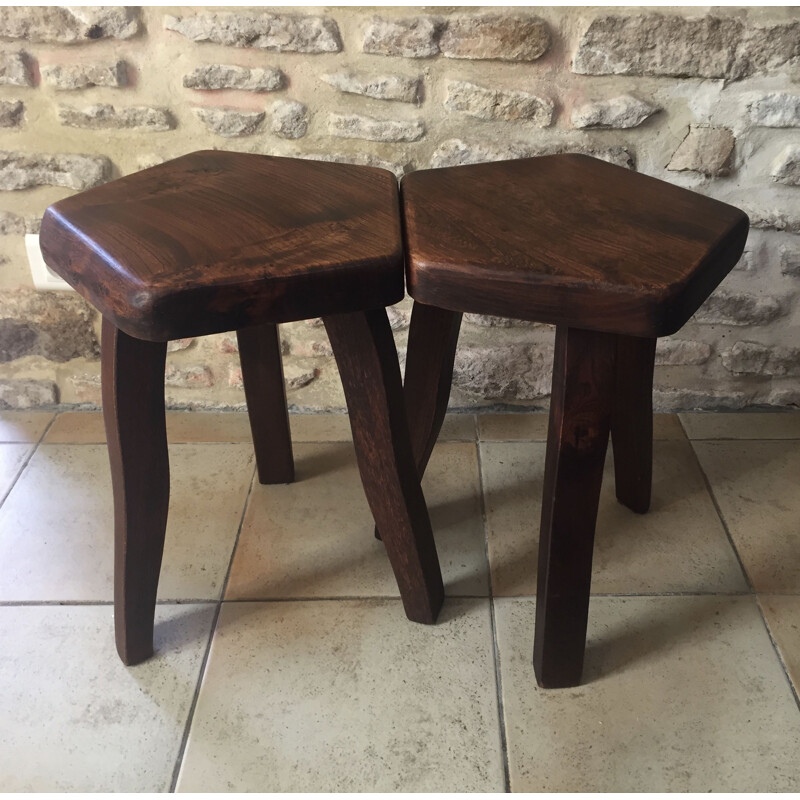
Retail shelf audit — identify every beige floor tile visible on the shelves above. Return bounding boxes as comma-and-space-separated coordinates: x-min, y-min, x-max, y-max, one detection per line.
0, 411, 53, 443
0, 443, 32, 500
483, 439, 746, 596
44, 411, 473, 445
45, 410, 255, 444
680, 412, 800, 440
759, 595, 800, 692
176, 599, 503, 792
0, 603, 214, 791
479, 413, 684, 442
495, 596, 800, 792
0, 443, 254, 601
479, 414, 549, 442
694, 441, 800, 593
227, 441, 488, 599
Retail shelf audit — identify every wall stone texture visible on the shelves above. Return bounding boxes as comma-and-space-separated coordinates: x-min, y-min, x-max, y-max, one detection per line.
0, 6, 798, 412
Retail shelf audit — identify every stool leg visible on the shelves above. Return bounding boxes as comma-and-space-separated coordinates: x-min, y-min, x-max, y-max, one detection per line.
534, 326, 615, 688
375, 301, 462, 540
102, 318, 169, 666
404, 302, 463, 477
612, 335, 656, 514
237, 323, 294, 485
323, 308, 444, 624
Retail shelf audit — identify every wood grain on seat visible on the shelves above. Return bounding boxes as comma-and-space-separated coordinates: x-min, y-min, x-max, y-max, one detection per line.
40, 150, 404, 341
402, 154, 749, 337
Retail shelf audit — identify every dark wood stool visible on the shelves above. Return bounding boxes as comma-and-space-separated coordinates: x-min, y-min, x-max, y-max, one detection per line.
40, 150, 444, 665
399, 154, 749, 688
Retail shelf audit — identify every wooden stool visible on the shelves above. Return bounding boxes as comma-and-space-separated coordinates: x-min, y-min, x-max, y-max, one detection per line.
40, 150, 444, 665
399, 154, 749, 688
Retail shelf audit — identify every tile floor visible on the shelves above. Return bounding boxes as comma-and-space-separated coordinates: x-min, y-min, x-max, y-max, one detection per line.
1, 409, 799, 791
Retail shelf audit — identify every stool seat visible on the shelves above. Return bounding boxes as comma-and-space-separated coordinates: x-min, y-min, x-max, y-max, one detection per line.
402, 154, 749, 337
41, 150, 403, 342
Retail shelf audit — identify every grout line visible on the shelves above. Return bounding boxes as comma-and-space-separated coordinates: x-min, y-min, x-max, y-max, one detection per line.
475, 439, 511, 793
754, 595, 800, 715
685, 439, 755, 594
168, 462, 258, 793
0, 413, 58, 510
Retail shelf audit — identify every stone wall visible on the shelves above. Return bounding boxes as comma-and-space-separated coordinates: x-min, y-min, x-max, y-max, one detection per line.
0, 6, 798, 411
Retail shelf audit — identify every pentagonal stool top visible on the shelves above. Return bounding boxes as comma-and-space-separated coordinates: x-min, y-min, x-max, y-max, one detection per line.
402, 154, 749, 337
40, 150, 403, 341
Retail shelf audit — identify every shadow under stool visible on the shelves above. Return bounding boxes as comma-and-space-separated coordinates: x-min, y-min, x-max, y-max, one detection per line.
39, 150, 444, 666
398, 154, 749, 688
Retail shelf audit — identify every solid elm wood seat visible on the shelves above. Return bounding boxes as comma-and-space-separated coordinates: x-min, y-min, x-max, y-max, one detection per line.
399, 154, 749, 688
39, 150, 444, 665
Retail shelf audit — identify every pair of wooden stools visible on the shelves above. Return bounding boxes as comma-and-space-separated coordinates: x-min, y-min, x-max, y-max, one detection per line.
40, 151, 748, 687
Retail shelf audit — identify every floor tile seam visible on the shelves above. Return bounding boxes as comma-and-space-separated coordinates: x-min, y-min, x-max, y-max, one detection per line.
168, 462, 258, 792
0, 413, 58, 509
475, 439, 511, 793
754, 595, 800, 715
685, 438, 755, 594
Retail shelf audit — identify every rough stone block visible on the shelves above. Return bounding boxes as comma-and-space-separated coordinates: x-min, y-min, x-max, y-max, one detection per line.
655, 338, 712, 366
0, 150, 111, 191
0, 210, 25, 235
772, 145, 800, 185
41, 61, 127, 90
302, 152, 411, 179
167, 338, 195, 353
453, 343, 553, 401
164, 364, 214, 388
328, 112, 424, 142
183, 64, 284, 92
780, 246, 800, 277
58, 104, 175, 132
463, 313, 538, 328
321, 71, 422, 103
430, 138, 633, 170
667, 126, 734, 176
0, 100, 23, 127
721, 341, 800, 377
746, 208, 800, 233
574, 15, 799, 81
571, 94, 659, 129
444, 80, 554, 125
748, 93, 800, 127
195, 107, 264, 137
362, 16, 441, 58
165, 12, 342, 53
285, 364, 318, 390
440, 14, 550, 62
0, 6, 140, 44
271, 100, 307, 139
0, 378, 58, 409
0, 52, 32, 87
693, 291, 786, 326
0, 289, 99, 363
653, 387, 748, 412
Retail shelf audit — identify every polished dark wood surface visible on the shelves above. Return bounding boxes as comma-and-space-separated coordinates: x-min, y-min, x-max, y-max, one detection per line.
534, 326, 615, 689
324, 308, 444, 623
402, 154, 749, 337
237, 323, 294, 485
102, 318, 169, 665
41, 150, 404, 341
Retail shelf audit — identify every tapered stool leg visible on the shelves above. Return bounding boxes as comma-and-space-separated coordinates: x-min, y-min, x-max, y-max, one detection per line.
534, 326, 615, 688
404, 302, 463, 476
612, 335, 656, 514
102, 318, 169, 666
324, 308, 444, 624
375, 301, 462, 540
237, 323, 294, 485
